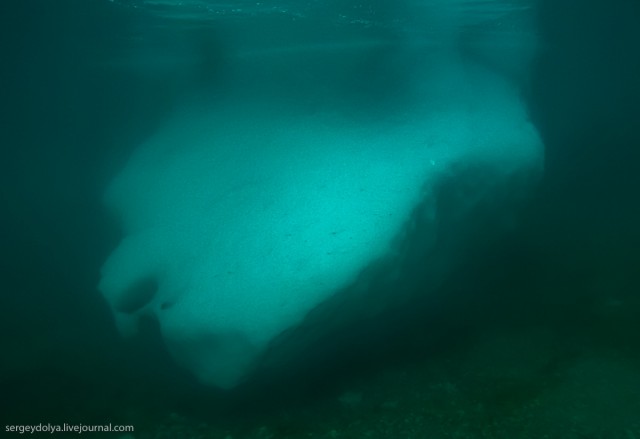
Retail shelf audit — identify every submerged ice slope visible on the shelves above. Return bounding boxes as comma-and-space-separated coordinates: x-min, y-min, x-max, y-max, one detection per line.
99, 58, 543, 387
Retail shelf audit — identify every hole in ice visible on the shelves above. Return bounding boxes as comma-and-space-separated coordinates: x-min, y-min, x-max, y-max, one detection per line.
114, 277, 159, 314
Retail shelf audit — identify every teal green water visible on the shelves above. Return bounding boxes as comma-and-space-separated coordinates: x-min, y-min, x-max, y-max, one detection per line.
1, 0, 639, 437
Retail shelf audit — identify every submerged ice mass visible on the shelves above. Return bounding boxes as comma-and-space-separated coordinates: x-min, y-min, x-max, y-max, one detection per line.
99, 0, 543, 389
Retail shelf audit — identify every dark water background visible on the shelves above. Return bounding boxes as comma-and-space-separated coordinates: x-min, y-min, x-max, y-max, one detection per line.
1, 0, 639, 436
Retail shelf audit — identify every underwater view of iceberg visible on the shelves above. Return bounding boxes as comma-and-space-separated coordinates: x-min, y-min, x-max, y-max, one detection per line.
1, 0, 639, 437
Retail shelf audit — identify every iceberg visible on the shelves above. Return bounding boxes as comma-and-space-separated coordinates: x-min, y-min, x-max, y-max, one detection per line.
99, 0, 543, 389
